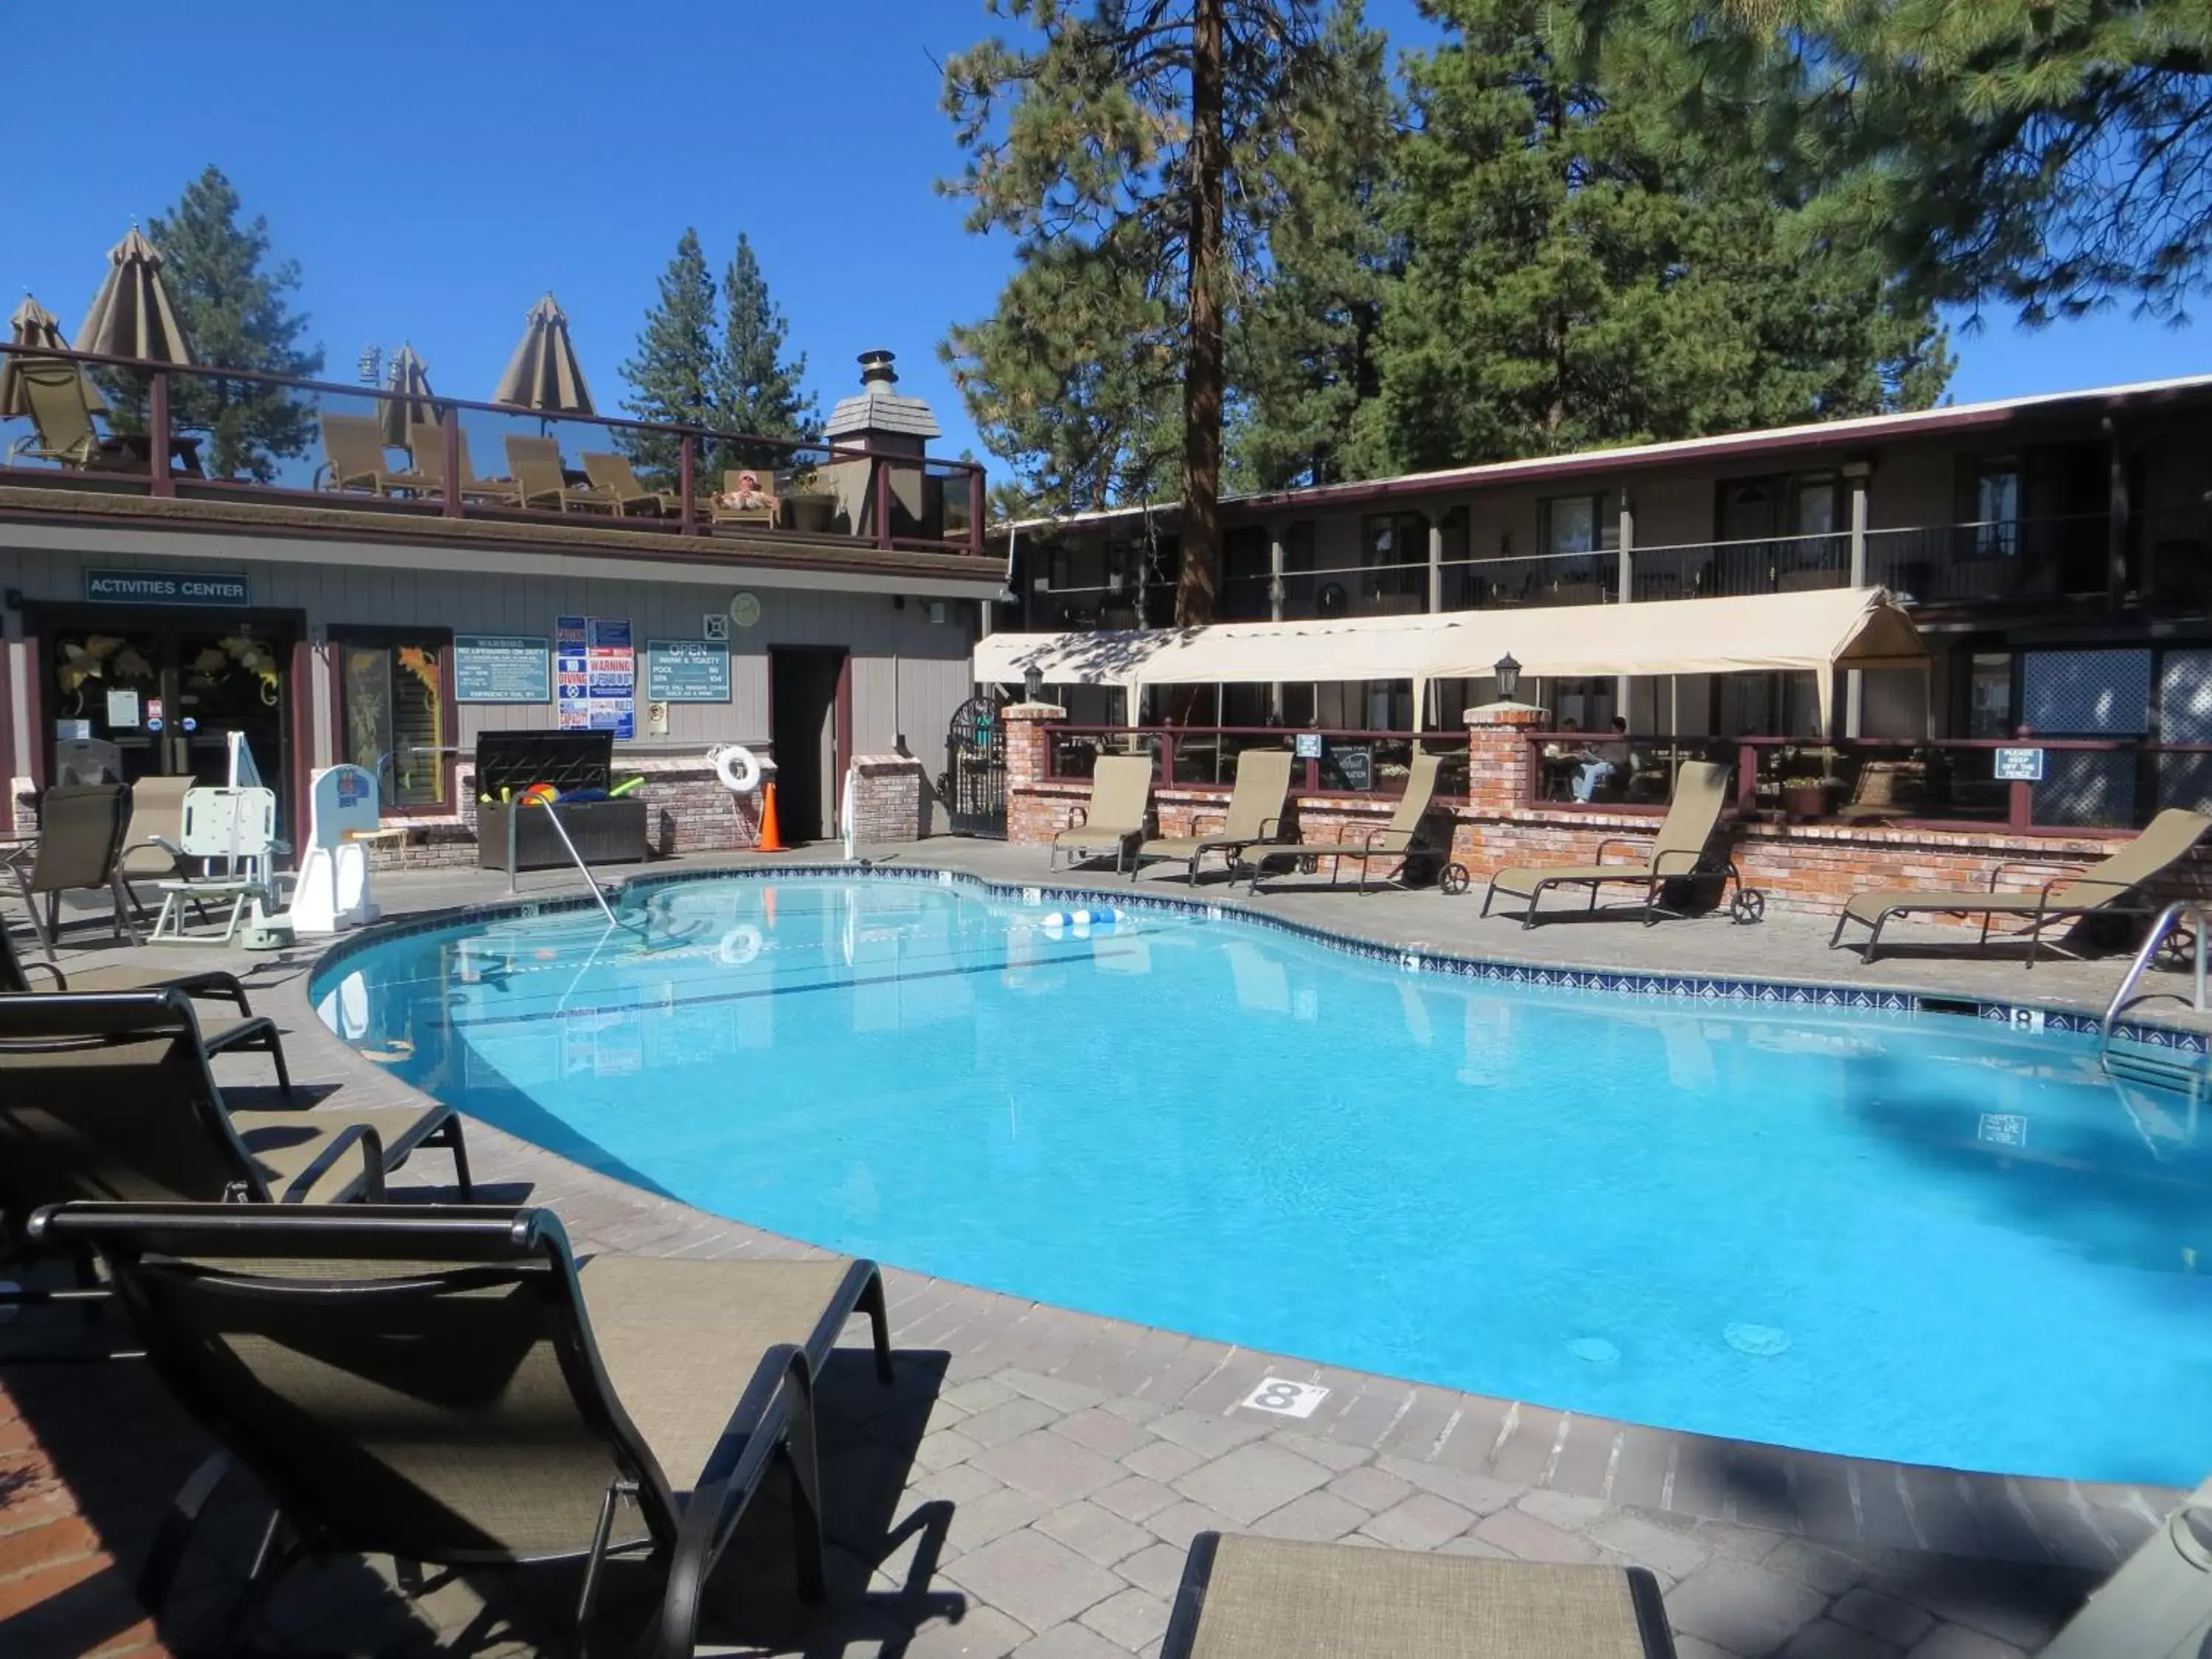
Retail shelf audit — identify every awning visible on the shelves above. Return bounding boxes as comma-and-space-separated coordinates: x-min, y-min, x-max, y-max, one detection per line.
973, 586, 1927, 734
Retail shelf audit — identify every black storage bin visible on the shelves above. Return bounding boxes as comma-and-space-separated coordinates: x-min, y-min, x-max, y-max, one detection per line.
474, 729, 650, 870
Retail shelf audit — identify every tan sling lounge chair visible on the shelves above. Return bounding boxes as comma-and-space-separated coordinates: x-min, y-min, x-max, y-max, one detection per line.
406, 419, 524, 506
1829, 807, 2212, 966
318, 412, 434, 496
3, 782, 136, 955
504, 434, 611, 512
1483, 761, 1737, 928
1050, 754, 1155, 872
0, 925, 280, 1077
6, 359, 138, 470
1162, 1533, 1677, 1659
1131, 748, 1295, 884
27, 1200, 892, 1656
1246, 749, 1448, 896
582, 450, 684, 516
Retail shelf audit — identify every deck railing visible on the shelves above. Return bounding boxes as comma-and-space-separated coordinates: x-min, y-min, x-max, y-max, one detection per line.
1043, 724, 1471, 796
0, 341, 988, 558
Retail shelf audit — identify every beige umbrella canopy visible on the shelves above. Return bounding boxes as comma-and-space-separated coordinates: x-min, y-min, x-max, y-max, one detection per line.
380, 343, 440, 450
74, 228, 193, 364
2, 293, 105, 419
493, 293, 594, 414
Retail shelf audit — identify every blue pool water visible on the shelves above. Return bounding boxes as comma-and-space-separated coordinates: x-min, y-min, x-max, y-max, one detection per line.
313, 876, 2212, 1485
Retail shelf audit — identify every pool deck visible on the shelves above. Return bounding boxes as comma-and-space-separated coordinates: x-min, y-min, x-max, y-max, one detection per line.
7, 838, 2200, 1658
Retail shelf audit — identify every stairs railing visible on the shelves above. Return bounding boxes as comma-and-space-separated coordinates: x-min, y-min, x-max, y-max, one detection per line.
2100, 900, 2211, 1058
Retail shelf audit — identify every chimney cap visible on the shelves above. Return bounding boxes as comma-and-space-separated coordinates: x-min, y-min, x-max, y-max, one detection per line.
858, 349, 898, 385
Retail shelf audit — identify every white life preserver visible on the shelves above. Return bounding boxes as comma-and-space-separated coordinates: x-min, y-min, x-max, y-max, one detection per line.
717, 922, 764, 966
712, 743, 763, 794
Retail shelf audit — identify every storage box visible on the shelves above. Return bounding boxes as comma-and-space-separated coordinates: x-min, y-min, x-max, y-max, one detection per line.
473, 729, 650, 870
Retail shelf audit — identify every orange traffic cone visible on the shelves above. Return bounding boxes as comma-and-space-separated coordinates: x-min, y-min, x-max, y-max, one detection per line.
756, 782, 785, 853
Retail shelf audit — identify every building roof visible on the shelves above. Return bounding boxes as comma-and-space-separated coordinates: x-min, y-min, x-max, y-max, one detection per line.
824, 386, 942, 442
1002, 371, 2212, 535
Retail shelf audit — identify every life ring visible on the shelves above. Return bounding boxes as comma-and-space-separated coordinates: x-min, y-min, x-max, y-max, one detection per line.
712, 744, 762, 793
718, 922, 764, 966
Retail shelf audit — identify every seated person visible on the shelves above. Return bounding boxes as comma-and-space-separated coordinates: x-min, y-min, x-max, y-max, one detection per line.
714, 469, 776, 514
1573, 717, 1630, 802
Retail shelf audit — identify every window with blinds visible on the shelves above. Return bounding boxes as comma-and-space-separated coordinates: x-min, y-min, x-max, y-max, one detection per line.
336, 632, 450, 810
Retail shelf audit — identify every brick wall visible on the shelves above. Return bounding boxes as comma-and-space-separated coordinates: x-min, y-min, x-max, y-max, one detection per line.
849, 754, 928, 844
1003, 709, 2211, 918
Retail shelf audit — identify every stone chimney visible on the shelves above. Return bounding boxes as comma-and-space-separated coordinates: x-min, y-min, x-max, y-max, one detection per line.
823, 349, 941, 458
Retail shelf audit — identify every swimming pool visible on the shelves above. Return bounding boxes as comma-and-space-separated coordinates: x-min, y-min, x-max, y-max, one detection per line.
313, 873, 2212, 1486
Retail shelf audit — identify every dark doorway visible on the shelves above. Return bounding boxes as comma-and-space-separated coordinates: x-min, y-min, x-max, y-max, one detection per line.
768, 647, 849, 844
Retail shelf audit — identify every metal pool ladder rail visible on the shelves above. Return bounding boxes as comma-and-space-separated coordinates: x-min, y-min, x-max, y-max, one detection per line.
2099, 901, 2212, 1098
506, 798, 622, 928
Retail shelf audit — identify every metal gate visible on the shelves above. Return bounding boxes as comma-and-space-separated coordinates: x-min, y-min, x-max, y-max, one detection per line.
943, 692, 1008, 838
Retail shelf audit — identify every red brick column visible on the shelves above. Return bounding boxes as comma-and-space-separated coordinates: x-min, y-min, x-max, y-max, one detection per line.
1462, 704, 1542, 815
1004, 703, 1074, 846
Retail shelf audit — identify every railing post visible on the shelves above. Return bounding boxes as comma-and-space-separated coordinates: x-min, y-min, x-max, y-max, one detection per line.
148, 369, 174, 498
1158, 731, 1175, 789
1736, 744, 1759, 816
874, 453, 893, 550
2008, 776, 2034, 832
679, 434, 697, 536
968, 466, 985, 557
442, 415, 462, 518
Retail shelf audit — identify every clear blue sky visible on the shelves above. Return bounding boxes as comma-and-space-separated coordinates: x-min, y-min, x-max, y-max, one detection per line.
9, 0, 2200, 482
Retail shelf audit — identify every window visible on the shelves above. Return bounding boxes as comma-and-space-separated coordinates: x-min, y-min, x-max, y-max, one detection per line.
1221, 526, 1272, 620
336, 630, 451, 811
1540, 493, 1618, 556
1792, 476, 1840, 537
1972, 458, 2022, 556
1360, 511, 1429, 601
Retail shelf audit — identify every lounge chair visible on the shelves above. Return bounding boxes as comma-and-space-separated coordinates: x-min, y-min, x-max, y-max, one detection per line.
4, 360, 138, 470
1130, 748, 1295, 884
1162, 1533, 1677, 1659
1050, 754, 1155, 872
1246, 749, 1449, 896
711, 466, 780, 529
3, 782, 135, 956
1829, 807, 2212, 966
25, 1200, 892, 1655
317, 412, 434, 496
1, 916, 266, 1026
582, 450, 683, 517
0, 992, 472, 1215
406, 419, 524, 506
1482, 760, 1738, 928
505, 434, 612, 513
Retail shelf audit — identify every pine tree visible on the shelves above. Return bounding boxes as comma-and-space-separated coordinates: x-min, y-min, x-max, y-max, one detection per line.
617, 229, 720, 486
714, 234, 818, 471
942, 0, 1352, 623
1362, 0, 1950, 473
111, 167, 322, 481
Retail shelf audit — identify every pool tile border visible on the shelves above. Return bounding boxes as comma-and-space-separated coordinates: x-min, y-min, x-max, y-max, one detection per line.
311, 860, 2211, 1061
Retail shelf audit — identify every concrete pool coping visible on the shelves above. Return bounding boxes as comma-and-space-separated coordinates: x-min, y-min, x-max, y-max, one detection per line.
14, 841, 2191, 1655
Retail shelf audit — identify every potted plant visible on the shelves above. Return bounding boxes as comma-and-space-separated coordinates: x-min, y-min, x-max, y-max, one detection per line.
1779, 775, 1837, 818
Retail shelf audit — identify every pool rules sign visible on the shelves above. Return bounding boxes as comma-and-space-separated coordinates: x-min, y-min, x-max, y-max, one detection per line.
556, 616, 635, 740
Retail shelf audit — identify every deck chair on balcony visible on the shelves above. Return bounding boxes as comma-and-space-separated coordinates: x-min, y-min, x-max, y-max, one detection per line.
711, 467, 781, 529
406, 420, 523, 507
1130, 748, 1295, 884
504, 434, 612, 512
1481, 760, 1737, 928
25, 1200, 892, 1656
1829, 807, 2212, 967
3, 783, 136, 957
581, 451, 684, 517
5, 361, 137, 471
316, 413, 434, 496
1245, 749, 1450, 897
1161, 1533, 1677, 1659
1050, 754, 1155, 872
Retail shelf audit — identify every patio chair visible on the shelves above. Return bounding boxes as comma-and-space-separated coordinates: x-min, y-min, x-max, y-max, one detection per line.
1161, 1532, 1677, 1659
406, 419, 524, 506
711, 467, 780, 529
1049, 754, 1155, 872
1245, 749, 1449, 897
114, 774, 195, 915
1482, 761, 1738, 928
3, 782, 135, 958
24, 1200, 891, 1656
1130, 748, 1295, 884
1829, 807, 2212, 967
582, 451, 683, 517
317, 412, 434, 496
0, 914, 263, 1022
4, 360, 137, 470
0, 991, 468, 1222
148, 786, 279, 945
505, 434, 613, 513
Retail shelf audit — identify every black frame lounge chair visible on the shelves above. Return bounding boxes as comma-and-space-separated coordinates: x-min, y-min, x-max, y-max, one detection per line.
27, 1201, 894, 1658
1481, 761, 1739, 929
1163, 1532, 1677, 1658
1245, 750, 1449, 896
1131, 748, 1295, 884
1828, 807, 2212, 967
1, 903, 257, 1012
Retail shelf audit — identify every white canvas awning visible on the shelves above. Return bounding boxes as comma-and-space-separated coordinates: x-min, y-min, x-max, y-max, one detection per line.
973, 586, 1927, 734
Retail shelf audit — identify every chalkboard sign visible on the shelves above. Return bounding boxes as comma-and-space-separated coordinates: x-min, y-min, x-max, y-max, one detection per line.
1331, 745, 1374, 791
453, 636, 551, 703
645, 639, 731, 703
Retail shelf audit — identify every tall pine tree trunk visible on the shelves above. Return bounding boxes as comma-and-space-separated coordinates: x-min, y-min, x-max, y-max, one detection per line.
1178, 0, 1228, 627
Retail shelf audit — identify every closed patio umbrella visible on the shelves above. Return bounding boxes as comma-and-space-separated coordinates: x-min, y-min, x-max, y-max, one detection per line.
492, 293, 594, 415
380, 343, 440, 451
2, 293, 105, 419
74, 228, 192, 364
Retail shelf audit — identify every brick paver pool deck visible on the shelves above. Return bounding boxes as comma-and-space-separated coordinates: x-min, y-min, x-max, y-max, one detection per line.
5, 839, 2197, 1656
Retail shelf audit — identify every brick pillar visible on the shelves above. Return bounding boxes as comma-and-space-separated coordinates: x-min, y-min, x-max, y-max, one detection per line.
1004, 702, 1067, 845
1463, 704, 1543, 816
